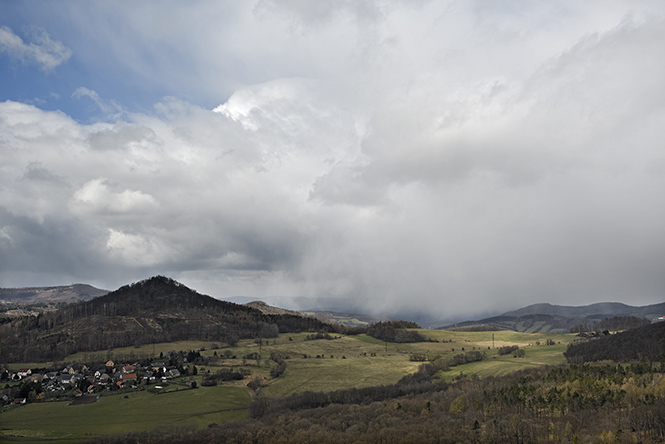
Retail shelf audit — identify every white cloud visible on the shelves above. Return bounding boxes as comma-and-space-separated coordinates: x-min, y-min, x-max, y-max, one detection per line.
0, 26, 71, 71
2, 2, 665, 322
70, 178, 159, 215
72, 87, 123, 115
106, 229, 173, 267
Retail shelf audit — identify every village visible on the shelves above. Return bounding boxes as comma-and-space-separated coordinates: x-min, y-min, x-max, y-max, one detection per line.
1, 351, 208, 406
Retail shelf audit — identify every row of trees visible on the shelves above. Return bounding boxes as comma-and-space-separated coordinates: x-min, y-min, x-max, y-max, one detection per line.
416, 350, 487, 376
570, 316, 652, 333
565, 321, 665, 363
366, 321, 428, 343
201, 368, 250, 386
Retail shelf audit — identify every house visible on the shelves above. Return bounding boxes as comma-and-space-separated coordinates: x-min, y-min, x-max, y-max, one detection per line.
59, 374, 73, 384
167, 369, 180, 379
105, 360, 115, 367
66, 365, 87, 374
122, 365, 136, 374
59, 374, 77, 387
30, 374, 43, 383
121, 373, 138, 384
16, 369, 31, 379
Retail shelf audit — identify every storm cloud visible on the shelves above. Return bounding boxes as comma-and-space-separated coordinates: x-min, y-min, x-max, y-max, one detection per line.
1, 1, 664, 322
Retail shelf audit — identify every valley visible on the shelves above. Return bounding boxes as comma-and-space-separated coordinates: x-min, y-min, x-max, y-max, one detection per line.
1, 329, 574, 442
1, 277, 664, 443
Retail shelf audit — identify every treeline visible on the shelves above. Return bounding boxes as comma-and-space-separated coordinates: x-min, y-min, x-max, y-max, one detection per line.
201, 368, 250, 386
570, 315, 652, 333
94, 362, 665, 444
565, 321, 665, 363
305, 332, 337, 341
448, 325, 504, 332
416, 350, 487, 376
366, 321, 429, 343
497, 345, 519, 355
249, 372, 445, 419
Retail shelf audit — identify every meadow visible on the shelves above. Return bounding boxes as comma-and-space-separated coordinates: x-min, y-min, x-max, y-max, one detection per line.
0, 330, 576, 442
0, 386, 250, 442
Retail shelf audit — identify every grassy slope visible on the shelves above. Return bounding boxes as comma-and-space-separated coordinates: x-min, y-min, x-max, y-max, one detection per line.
0, 330, 576, 442
439, 343, 569, 381
0, 386, 250, 442
64, 340, 227, 364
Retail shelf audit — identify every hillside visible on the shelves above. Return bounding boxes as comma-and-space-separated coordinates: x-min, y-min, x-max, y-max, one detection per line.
503, 301, 665, 318
0, 284, 110, 318
564, 319, 665, 363
299, 310, 393, 327
440, 301, 665, 334
0, 276, 335, 363
0, 284, 108, 305
441, 314, 582, 334
243, 301, 390, 327
245, 300, 302, 316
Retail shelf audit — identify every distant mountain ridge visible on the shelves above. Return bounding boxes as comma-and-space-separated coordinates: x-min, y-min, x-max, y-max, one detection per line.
3, 280, 663, 334
440, 301, 665, 334
299, 310, 393, 327
502, 302, 665, 318
0, 284, 108, 305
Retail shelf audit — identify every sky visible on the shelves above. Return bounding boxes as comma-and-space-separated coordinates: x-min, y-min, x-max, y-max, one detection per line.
1, 1, 665, 323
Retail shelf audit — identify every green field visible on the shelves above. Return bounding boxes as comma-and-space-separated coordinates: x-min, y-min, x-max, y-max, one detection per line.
64, 340, 227, 364
0, 330, 576, 442
438, 343, 570, 381
0, 386, 250, 442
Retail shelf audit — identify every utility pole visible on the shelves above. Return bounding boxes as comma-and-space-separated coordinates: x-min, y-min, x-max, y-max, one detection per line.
492, 333, 495, 349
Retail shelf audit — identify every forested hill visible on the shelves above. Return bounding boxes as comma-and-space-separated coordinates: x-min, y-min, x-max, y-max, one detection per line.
564, 320, 665, 363
79, 276, 252, 316
503, 302, 665, 318
0, 276, 335, 363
